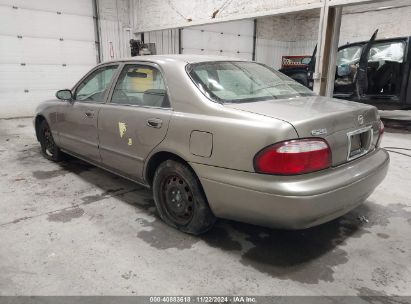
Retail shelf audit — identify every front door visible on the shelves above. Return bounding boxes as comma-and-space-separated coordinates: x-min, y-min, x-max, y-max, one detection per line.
355, 29, 379, 98
98, 63, 172, 182
57, 64, 119, 161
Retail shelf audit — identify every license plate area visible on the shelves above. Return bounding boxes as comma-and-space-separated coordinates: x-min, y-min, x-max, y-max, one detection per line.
347, 126, 373, 161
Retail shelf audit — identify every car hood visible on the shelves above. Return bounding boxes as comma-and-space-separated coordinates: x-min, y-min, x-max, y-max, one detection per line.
224, 95, 378, 137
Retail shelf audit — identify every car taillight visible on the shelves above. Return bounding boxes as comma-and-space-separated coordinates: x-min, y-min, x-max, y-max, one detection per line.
376, 120, 384, 147
254, 138, 332, 175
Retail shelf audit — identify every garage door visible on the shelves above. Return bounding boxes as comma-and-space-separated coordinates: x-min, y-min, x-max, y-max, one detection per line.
181, 20, 254, 60
0, 0, 98, 118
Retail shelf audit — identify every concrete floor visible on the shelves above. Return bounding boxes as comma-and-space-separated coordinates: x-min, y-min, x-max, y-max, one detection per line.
0, 117, 410, 296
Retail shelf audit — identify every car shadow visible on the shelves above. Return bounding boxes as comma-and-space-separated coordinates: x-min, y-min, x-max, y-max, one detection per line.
35, 154, 373, 284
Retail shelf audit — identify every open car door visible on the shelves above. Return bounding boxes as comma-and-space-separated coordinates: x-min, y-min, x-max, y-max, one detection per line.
355, 29, 379, 99
307, 45, 317, 90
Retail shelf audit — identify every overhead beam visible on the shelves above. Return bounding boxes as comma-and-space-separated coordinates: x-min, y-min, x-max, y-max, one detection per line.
134, 2, 322, 33
133, 0, 396, 34
327, 0, 393, 7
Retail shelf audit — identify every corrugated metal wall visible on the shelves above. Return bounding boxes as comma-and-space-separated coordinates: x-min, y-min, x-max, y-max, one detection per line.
144, 29, 179, 55
98, 0, 132, 61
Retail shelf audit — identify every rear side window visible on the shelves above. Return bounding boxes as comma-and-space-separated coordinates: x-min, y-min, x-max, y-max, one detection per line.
111, 64, 169, 108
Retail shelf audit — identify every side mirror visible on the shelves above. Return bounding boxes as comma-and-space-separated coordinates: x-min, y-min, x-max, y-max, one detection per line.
56, 89, 73, 101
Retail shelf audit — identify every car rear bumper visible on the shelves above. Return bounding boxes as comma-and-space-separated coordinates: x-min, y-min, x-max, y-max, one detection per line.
190, 148, 389, 229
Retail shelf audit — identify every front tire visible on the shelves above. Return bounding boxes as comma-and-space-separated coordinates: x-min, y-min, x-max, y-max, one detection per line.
39, 120, 63, 162
153, 160, 216, 235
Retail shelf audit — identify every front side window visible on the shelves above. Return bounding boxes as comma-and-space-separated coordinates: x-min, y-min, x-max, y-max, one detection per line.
187, 61, 315, 104
75, 65, 118, 102
111, 64, 169, 107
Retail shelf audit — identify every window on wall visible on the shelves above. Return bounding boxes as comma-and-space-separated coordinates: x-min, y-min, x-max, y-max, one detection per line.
111, 64, 169, 108
75, 65, 118, 102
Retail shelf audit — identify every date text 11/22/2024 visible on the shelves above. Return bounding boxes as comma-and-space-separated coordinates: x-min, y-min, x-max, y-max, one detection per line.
149, 296, 257, 303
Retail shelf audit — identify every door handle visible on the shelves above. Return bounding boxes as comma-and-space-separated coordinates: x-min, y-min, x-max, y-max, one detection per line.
147, 118, 162, 128
85, 110, 94, 118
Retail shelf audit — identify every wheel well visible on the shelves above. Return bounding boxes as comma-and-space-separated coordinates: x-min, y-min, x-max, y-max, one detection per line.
145, 152, 192, 187
34, 115, 46, 141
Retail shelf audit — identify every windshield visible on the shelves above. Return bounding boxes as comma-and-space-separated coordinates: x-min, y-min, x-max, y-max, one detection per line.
187, 61, 316, 104
337, 45, 362, 66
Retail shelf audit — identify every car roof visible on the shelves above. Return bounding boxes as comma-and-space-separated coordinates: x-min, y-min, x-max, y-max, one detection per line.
101, 54, 248, 65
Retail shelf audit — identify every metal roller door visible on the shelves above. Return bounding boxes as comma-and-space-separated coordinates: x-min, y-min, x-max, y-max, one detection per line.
0, 0, 98, 118
181, 20, 254, 60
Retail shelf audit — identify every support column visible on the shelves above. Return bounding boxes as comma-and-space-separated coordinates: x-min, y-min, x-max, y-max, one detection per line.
313, 5, 343, 96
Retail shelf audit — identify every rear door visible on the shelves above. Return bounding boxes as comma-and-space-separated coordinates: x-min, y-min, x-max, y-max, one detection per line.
57, 64, 119, 161
98, 63, 172, 181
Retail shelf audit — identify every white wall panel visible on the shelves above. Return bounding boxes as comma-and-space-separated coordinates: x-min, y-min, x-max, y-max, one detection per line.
0, 7, 94, 41
0, 64, 92, 118
0, 1, 97, 118
0, 36, 96, 65
0, 0, 93, 16
0, 90, 59, 118
181, 20, 254, 60
0, 65, 91, 91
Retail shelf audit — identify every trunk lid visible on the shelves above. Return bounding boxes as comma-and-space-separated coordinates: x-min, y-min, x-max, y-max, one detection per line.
225, 96, 380, 166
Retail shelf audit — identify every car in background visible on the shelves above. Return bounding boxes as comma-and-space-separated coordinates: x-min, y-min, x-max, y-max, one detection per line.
281, 30, 411, 110
34, 55, 389, 235
280, 46, 317, 90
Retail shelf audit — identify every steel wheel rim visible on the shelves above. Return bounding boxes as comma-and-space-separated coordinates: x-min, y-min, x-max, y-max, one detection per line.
160, 174, 194, 225
43, 127, 55, 157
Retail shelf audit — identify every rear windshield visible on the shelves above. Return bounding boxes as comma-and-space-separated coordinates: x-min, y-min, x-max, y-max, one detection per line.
187, 61, 315, 104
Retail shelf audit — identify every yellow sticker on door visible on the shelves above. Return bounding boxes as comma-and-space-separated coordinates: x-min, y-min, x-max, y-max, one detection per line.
118, 122, 127, 138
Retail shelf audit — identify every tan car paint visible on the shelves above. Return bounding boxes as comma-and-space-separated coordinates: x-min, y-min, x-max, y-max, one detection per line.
57, 102, 102, 161
35, 55, 389, 229
98, 103, 172, 182
225, 96, 380, 166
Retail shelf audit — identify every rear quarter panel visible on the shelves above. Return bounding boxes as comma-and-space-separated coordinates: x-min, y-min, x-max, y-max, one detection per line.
150, 107, 298, 173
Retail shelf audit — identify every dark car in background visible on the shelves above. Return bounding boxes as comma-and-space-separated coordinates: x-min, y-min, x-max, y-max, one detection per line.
281, 31, 411, 110
280, 46, 317, 91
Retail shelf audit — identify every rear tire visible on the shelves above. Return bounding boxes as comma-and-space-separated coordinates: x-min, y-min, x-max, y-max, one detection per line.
153, 160, 216, 235
39, 120, 63, 162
